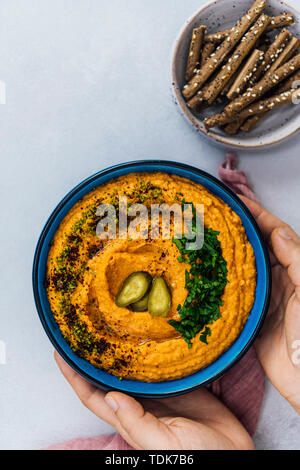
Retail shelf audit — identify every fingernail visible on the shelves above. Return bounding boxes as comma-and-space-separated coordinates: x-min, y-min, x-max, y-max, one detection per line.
105, 395, 119, 412
277, 227, 293, 240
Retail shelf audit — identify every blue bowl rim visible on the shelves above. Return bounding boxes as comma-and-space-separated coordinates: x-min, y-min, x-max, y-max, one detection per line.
33, 159, 271, 398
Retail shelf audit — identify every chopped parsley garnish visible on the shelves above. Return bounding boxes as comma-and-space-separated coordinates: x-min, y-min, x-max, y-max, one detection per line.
169, 202, 228, 348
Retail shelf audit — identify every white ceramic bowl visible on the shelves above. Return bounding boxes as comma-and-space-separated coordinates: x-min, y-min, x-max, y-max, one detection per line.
172, 0, 300, 149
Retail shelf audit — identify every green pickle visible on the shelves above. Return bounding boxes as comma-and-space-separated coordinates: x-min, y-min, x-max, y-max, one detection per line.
131, 292, 150, 312
116, 272, 152, 308
148, 277, 171, 317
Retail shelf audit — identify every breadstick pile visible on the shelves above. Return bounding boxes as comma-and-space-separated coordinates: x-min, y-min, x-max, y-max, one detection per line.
182, 0, 299, 134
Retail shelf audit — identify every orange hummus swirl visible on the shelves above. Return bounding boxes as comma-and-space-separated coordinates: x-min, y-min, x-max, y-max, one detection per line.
46, 172, 256, 382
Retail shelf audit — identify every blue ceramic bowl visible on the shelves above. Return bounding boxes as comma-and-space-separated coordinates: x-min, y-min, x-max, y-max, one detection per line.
33, 160, 271, 398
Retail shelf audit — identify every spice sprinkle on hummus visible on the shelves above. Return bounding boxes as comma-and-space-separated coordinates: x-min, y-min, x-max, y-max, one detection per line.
46, 172, 256, 382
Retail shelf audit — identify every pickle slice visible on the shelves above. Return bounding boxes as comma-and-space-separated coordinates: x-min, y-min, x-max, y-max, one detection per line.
131, 292, 150, 312
148, 277, 171, 317
116, 272, 152, 308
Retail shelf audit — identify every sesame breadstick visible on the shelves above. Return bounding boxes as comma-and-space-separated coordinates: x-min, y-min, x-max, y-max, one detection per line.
187, 66, 225, 109
224, 119, 247, 134
188, 62, 240, 108
268, 37, 300, 75
186, 26, 206, 81
200, 42, 215, 67
187, 66, 222, 109
224, 53, 300, 115
237, 89, 299, 118
205, 88, 300, 128
204, 14, 294, 45
184, 44, 215, 109
239, 68, 300, 128
276, 69, 300, 93
240, 112, 269, 131
186, 91, 205, 110
182, 0, 267, 100
221, 71, 238, 95
205, 29, 232, 45
187, 66, 223, 109
250, 28, 292, 84
227, 49, 265, 100
203, 14, 271, 104
204, 112, 232, 129
266, 13, 294, 31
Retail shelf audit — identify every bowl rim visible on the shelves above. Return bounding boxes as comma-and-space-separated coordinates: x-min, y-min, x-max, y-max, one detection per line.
33, 159, 271, 398
171, 0, 300, 150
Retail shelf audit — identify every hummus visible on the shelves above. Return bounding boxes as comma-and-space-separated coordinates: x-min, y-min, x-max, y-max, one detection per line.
46, 172, 256, 382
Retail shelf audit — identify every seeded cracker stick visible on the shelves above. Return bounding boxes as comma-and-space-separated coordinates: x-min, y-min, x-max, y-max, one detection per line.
234, 68, 300, 132
188, 60, 239, 108
268, 37, 300, 74
190, 47, 263, 109
267, 13, 294, 31
204, 112, 233, 128
187, 91, 205, 111
188, 62, 238, 109
188, 44, 218, 108
182, 0, 267, 100
187, 66, 222, 109
277, 69, 300, 93
204, 14, 294, 45
234, 89, 300, 118
221, 71, 239, 96
223, 53, 300, 115
201, 42, 215, 67
205, 29, 232, 45
250, 28, 292, 84
227, 49, 265, 99
240, 112, 269, 131
205, 88, 300, 128
185, 26, 206, 81
187, 66, 224, 109
203, 15, 270, 104
224, 120, 247, 134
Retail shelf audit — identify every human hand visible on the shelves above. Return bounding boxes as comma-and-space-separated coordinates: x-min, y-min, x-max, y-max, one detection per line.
241, 196, 300, 414
54, 352, 253, 450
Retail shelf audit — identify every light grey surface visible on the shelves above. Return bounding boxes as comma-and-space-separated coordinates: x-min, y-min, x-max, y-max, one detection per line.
0, 0, 299, 450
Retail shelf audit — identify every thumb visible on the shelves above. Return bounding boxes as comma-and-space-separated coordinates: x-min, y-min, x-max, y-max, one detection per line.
105, 392, 169, 450
271, 226, 300, 289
